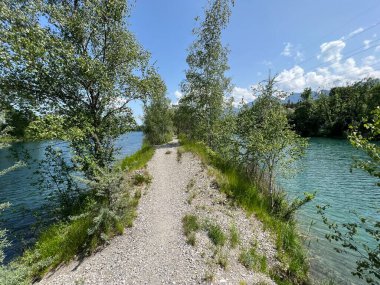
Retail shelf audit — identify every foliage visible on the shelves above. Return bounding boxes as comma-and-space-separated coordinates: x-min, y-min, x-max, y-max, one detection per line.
34, 146, 86, 219
132, 172, 152, 186
180, 139, 309, 284
1, 0, 160, 178
316, 107, 380, 284
177, 0, 234, 145
287, 78, 380, 137
143, 75, 173, 145
182, 214, 200, 246
239, 246, 267, 273
237, 77, 309, 208
0, 203, 11, 265
121, 141, 154, 171
205, 221, 227, 246
229, 224, 240, 248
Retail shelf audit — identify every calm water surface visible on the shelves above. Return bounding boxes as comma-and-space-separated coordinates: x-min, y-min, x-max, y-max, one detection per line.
1, 135, 378, 284
280, 138, 380, 284
0, 132, 143, 262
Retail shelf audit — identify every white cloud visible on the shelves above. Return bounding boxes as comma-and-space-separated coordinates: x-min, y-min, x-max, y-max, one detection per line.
281, 42, 304, 61
362, 55, 378, 66
364, 39, 372, 49
174, 90, 183, 99
345, 27, 364, 39
318, 40, 345, 63
229, 86, 257, 107
170, 90, 183, 105
276, 38, 380, 92
376, 46, 380, 52
281, 42, 293, 57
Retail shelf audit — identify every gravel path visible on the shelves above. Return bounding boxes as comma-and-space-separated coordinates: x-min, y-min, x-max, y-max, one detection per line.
39, 141, 207, 285
38, 141, 277, 285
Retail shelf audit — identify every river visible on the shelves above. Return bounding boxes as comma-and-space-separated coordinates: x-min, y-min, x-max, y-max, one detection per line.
279, 137, 380, 284
0, 135, 378, 284
0, 131, 143, 263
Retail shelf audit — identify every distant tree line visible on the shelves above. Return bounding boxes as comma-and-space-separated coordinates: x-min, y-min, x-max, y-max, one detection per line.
286, 78, 380, 138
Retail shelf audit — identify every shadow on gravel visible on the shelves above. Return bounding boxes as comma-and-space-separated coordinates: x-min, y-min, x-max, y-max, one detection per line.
155, 141, 179, 149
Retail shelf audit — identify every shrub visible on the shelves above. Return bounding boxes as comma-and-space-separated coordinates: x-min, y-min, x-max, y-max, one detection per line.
182, 214, 200, 245
205, 222, 226, 246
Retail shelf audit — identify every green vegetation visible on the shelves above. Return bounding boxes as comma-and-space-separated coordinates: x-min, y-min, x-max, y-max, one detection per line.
237, 78, 309, 209
239, 246, 267, 273
0, 143, 152, 284
229, 224, 240, 248
143, 76, 174, 145
177, 147, 184, 162
214, 248, 228, 269
287, 79, 380, 138
132, 172, 152, 186
182, 214, 200, 246
176, 0, 233, 145
121, 141, 154, 171
186, 178, 196, 192
180, 139, 309, 284
205, 222, 227, 247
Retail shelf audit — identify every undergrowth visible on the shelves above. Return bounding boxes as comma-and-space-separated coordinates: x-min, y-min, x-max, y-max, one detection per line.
0, 143, 154, 285
182, 214, 200, 246
121, 141, 154, 171
180, 138, 309, 284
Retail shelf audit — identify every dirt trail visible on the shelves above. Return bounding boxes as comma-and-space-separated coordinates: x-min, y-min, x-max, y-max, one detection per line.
39, 141, 207, 285
39, 141, 277, 285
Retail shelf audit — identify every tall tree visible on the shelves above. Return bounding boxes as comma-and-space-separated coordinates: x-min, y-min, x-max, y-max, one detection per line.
179, 0, 234, 146
238, 77, 308, 208
143, 74, 173, 145
0, 0, 158, 177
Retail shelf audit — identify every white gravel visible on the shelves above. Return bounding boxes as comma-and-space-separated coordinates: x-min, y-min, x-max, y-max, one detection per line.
38, 140, 278, 285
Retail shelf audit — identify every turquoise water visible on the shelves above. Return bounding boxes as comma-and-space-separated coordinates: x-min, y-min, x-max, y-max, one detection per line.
0, 132, 143, 262
279, 138, 380, 284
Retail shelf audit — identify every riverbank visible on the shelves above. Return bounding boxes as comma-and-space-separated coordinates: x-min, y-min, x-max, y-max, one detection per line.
0, 134, 152, 285
1, 138, 310, 284
34, 140, 278, 284
31, 139, 304, 285
179, 140, 309, 285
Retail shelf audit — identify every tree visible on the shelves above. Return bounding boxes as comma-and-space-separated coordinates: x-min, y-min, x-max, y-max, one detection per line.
290, 88, 320, 136
143, 75, 173, 145
179, 0, 234, 146
238, 77, 308, 208
0, 0, 158, 178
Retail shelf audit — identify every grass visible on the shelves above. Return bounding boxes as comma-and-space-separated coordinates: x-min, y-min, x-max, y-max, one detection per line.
239, 246, 267, 273
214, 248, 228, 269
177, 147, 185, 162
132, 172, 152, 185
182, 214, 200, 245
1, 141, 155, 284
229, 224, 240, 248
186, 178, 196, 192
179, 138, 309, 284
187, 191, 197, 204
205, 222, 226, 247
121, 140, 154, 171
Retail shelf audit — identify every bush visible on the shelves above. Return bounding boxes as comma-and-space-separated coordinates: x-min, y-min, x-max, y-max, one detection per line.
205, 222, 226, 246
182, 214, 200, 245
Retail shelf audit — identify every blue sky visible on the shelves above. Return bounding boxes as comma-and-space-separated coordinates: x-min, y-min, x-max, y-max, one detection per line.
128, 0, 380, 122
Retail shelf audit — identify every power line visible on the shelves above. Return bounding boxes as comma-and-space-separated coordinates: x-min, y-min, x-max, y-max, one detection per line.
303, 39, 380, 74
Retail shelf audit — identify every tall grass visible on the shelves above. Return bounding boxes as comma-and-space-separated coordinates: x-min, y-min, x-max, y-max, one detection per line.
121, 140, 154, 171
180, 138, 309, 284
0, 142, 155, 284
